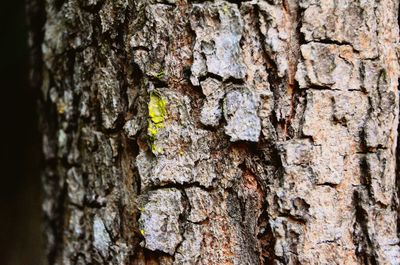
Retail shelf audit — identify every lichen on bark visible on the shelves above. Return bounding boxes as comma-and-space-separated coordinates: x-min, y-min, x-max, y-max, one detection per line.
31, 0, 400, 264
147, 91, 167, 154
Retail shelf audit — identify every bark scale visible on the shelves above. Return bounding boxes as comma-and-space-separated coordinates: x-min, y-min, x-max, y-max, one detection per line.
29, 0, 400, 264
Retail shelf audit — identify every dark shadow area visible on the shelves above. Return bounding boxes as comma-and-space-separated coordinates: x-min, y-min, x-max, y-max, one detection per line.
0, 0, 44, 264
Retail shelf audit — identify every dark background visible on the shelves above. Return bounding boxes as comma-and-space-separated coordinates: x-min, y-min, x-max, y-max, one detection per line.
0, 0, 44, 264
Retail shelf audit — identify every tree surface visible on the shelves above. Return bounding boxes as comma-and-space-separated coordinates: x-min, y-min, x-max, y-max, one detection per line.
29, 0, 400, 264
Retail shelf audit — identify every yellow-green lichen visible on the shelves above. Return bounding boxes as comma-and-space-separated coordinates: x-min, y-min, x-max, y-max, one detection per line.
152, 70, 165, 80
148, 92, 167, 153
140, 229, 145, 236
223, 3, 229, 15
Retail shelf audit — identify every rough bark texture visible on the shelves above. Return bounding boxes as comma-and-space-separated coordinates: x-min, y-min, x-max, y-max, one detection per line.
30, 0, 400, 264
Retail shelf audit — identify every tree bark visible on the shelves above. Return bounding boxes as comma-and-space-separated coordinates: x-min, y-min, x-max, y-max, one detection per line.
30, 0, 400, 264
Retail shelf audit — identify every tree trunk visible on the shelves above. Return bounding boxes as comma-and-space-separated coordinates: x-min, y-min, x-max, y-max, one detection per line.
30, 0, 400, 264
